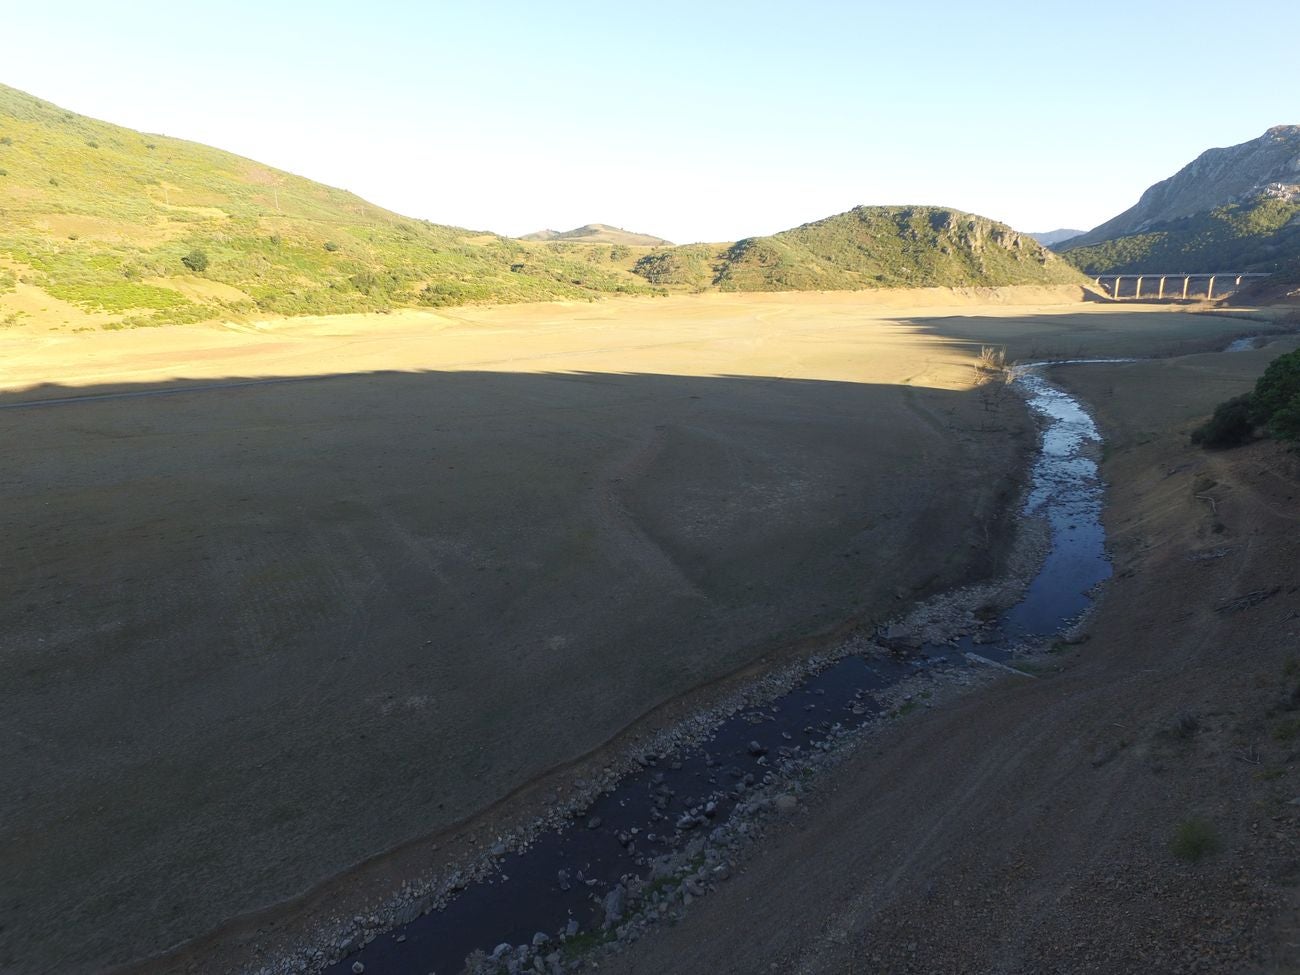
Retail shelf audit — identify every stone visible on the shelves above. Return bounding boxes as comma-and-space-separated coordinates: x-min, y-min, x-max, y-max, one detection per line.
603, 884, 627, 928
352, 964, 365, 975
532, 932, 550, 947
748, 740, 768, 757
565, 917, 580, 938
586, 816, 602, 830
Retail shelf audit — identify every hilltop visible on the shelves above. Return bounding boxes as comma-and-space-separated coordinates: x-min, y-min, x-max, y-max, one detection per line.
1059, 126, 1300, 274
518, 224, 672, 246
1028, 228, 1084, 246
633, 207, 1086, 292
0, 83, 1083, 331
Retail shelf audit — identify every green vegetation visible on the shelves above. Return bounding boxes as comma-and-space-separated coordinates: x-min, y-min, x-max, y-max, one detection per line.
180, 248, 208, 272
1252, 347, 1300, 441
0, 83, 658, 328
1190, 393, 1255, 448
709, 207, 1084, 291
0, 84, 1084, 331
1169, 817, 1219, 862
1193, 348, 1300, 448
1059, 195, 1300, 275
632, 244, 719, 289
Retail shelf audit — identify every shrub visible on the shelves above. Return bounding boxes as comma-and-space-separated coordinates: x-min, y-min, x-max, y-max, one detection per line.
1191, 393, 1255, 448
1169, 817, 1218, 862
1251, 348, 1300, 442
181, 248, 209, 273
323, 241, 339, 252
0, 136, 11, 145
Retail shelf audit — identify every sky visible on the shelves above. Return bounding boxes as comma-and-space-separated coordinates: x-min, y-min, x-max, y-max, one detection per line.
6, 1, 1299, 243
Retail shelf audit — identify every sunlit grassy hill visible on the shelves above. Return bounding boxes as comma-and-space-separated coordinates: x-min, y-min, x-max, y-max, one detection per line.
0, 84, 655, 328
0, 84, 1085, 331
715, 206, 1084, 290
630, 207, 1086, 292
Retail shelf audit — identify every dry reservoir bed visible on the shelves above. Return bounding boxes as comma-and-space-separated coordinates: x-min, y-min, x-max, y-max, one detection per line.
0, 293, 1264, 972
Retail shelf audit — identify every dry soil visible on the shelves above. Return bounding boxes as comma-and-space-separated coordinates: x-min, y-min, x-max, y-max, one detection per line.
0, 292, 1275, 973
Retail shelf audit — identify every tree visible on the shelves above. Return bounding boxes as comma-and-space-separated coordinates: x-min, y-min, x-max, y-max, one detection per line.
1251, 348, 1300, 441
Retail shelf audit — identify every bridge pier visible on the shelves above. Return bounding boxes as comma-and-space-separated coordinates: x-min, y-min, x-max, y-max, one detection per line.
1134, 275, 1144, 299
1183, 275, 1191, 300
1206, 275, 1216, 300
1158, 275, 1167, 299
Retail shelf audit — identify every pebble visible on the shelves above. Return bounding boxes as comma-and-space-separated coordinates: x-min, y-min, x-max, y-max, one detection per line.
352, 963, 365, 974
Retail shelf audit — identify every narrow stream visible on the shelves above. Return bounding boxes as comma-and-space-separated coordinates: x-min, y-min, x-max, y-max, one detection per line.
323, 364, 1113, 975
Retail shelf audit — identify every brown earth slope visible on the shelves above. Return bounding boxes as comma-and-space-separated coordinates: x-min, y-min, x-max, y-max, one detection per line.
601, 337, 1300, 975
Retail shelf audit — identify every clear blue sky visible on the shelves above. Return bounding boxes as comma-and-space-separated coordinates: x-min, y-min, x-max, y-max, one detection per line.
7, 1, 1299, 242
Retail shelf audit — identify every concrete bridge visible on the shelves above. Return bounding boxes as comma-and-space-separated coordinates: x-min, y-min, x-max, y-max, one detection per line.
1094, 271, 1270, 301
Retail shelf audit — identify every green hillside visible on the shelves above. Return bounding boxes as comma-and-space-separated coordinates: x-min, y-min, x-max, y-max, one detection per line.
711, 206, 1084, 291
0, 84, 655, 328
0, 84, 1085, 331
1059, 195, 1300, 275
629, 207, 1085, 294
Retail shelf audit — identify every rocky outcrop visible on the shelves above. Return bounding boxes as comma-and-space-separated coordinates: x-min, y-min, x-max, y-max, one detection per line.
1064, 125, 1300, 250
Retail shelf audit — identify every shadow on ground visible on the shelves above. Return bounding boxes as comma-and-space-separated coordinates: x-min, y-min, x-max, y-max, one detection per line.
1, 366, 1027, 974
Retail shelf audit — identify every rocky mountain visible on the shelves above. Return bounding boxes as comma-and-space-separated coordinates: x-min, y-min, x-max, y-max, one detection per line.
518, 224, 672, 246
1057, 126, 1300, 275
1028, 228, 1084, 246
1064, 126, 1300, 250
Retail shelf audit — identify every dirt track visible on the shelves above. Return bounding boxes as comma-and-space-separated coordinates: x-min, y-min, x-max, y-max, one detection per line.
598, 335, 1300, 975
0, 293, 1274, 973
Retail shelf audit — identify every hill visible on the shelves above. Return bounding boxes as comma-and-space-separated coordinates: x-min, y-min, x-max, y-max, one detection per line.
1058, 126, 1300, 275
0, 83, 1084, 331
1028, 228, 1084, 246
518, 224, 672, 246
631, 207, 1086, 292
0, 83, 656, 329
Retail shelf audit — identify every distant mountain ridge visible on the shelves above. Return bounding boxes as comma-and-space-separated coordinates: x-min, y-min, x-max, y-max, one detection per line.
1028, 229, 1084, 246
518, 224, 672, 246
